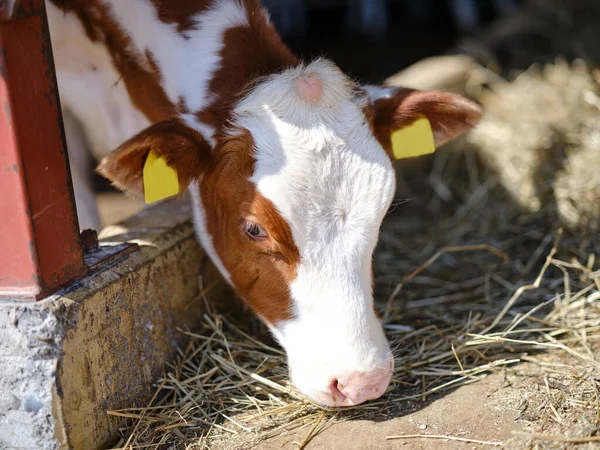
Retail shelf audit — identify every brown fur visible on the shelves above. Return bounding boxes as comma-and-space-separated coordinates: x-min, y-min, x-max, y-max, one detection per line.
96, 120, 211, 196
50, 0, 175, 123
150, 0, 213, 36
99, 125, 297, 323
200, 132, 298, 323
195, 0, 298, 133
370, 88, 482, 155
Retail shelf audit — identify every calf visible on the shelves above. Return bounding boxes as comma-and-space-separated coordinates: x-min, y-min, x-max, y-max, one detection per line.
40, 0, 481, 406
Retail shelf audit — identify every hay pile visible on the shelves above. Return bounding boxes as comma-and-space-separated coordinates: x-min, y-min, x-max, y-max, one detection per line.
106, 63, 600, 449
467, 61, 600, 233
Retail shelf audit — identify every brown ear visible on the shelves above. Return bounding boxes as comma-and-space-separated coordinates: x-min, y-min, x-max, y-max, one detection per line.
365, 86, 482, 156
97, 120, 212, 197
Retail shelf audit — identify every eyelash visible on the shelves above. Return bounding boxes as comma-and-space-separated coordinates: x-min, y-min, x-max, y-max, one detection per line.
242, 219, 268, 241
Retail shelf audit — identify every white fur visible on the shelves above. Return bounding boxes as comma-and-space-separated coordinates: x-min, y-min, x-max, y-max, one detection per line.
46, 3, 152, 162
62, 109, 101, 230
106, 0, 248, 142
189, 182, 232, 282
363, 84, 397, 102
46, 2, 152, 228
233, 60, 396, 400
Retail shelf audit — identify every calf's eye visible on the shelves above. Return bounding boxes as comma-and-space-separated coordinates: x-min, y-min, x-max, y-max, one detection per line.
242, 220, 268, 240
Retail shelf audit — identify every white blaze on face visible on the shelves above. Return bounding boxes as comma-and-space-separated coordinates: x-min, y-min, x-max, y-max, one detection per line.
233, 59, 396, 404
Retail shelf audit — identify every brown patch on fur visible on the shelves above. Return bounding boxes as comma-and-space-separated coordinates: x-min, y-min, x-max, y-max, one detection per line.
150, 0, 213, 36
196, 0, 299, 133
97, 119, 211, 196
53, 0, 300, 138
363, 103, 390, 160
200, 131, 298, 323
50, 0, 175, 123
370, 88, 482, 156
61, 0, 301, 323
98, 124, 297, 323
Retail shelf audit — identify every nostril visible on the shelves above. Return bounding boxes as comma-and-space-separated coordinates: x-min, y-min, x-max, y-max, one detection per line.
330, 379, 340, 394
329, 379, 347, 404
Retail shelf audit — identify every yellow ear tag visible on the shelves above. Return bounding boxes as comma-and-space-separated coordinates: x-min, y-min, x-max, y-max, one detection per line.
143, 150, 179, 204
391, 117, 436, 160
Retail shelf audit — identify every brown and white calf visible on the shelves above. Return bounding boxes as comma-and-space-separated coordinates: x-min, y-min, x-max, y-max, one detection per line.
36, 0, 481, 406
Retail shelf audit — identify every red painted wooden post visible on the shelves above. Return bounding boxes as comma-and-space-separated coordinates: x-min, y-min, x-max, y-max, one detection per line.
0, 1, 87, 299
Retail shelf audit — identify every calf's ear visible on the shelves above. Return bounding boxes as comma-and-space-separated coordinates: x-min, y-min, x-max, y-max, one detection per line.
364, 86, 482, 155
97, 120, 212, 198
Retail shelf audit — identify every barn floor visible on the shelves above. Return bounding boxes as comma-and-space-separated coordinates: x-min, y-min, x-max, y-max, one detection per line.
250, 370, 542, 450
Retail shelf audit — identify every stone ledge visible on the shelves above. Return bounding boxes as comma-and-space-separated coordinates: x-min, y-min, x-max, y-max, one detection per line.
0, 198, 224, 450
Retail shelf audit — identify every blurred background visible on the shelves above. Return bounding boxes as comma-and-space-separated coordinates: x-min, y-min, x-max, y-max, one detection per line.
260, 0, 599, 82
262, 0, 523, 82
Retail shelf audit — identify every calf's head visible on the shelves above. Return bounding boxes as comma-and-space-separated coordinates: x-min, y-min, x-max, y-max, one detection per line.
99, 60, 481, 406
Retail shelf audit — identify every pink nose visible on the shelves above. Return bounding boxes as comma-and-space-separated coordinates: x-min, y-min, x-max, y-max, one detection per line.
328, 367, 392, 407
